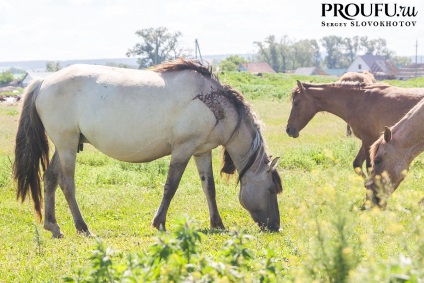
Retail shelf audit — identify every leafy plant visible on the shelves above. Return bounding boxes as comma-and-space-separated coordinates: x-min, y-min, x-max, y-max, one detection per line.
0, 71, 14, 85
64, 217, 289, 282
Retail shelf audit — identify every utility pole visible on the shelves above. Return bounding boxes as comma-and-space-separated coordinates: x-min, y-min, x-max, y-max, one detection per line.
416, 40, 418, 78
195, 39, 203, 61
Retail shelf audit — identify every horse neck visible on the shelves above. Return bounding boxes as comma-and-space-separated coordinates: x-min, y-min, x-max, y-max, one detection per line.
392, 99, 424, 160
224, 122, 264, 177
309, 87, 359, 122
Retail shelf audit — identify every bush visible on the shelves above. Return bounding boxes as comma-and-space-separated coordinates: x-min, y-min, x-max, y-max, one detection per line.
64, 217, 289, 282
0, 71, 14, 86
219, 55, 248, 72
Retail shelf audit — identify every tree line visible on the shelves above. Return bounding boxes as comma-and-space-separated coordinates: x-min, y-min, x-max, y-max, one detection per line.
126, 27, 411, 72
254, 35, 410, 72
42, 27, 411, 72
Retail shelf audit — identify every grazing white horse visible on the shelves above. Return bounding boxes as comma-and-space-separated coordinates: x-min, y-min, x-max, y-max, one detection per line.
13, 59, 282, 238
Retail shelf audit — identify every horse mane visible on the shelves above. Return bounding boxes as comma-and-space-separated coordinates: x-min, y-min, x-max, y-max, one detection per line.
152, 58, 219, 81
218, 85, 263, 180
303, 81, 367, 89
153, 58, 258, 125
291, 81, 392, 101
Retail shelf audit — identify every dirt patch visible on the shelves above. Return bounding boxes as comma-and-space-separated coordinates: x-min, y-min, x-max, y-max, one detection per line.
0, 95, 21, 104
0, 86, 18, 92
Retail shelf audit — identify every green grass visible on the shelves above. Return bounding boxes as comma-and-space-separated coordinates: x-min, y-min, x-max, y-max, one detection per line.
221, 72, 335, 100
2, 73, 424, 282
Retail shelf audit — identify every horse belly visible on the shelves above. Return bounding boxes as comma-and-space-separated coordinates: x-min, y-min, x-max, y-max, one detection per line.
87, 134, 172, 163
79, 111, 174, 163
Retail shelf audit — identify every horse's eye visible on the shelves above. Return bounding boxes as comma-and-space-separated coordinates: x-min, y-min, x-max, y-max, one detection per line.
293, 102, 299, 107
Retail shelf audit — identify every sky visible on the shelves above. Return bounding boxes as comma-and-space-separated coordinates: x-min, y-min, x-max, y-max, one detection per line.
1, 0, 424, 62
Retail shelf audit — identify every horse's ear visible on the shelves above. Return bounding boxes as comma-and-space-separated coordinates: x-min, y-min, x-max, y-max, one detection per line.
384, 126, 392, 143
296, 80, 305, 93
268, 157, 280, 172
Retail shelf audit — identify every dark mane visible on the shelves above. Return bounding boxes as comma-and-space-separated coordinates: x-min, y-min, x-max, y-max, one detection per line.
219, 84, 263, 180
154, 58, 258, 130
152, 58, 219, 81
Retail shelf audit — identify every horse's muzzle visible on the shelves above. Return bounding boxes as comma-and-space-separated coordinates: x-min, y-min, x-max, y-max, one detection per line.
286, 125, 299, 138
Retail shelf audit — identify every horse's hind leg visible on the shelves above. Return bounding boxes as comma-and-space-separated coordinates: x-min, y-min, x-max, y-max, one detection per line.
194, 151, 225, 229
57, 148, 93, 236
43, 151, 63, 238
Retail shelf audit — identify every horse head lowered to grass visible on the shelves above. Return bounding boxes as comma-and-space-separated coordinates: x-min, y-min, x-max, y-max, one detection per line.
367, 97, 424, 207
13, 59, 282, 238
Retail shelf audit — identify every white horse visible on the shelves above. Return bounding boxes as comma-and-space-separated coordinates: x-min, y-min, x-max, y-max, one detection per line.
13, 59, 282, 238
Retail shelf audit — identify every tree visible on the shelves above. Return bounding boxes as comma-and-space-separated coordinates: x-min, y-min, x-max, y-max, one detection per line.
391, 56, 412, 67
255, 35, 322, 72
219, 55, 248, 72
46, 61, 61, 72
359, 37, 392, 57
344, 36, 362, 63
127, 27, 189, 68
254, 35, 280, 72
277, 35, 292, 72
291, 39, 320, 70
320, 36, 346, 69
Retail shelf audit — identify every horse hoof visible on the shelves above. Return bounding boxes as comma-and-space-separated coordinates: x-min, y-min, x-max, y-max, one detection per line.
212, 224, 226, 230
152, 221, 166, 231
52, 232, 64, 239
77, 229, 95, 237
211, 222, 225, 230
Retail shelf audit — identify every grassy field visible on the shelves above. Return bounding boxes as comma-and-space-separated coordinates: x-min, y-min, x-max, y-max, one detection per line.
1, 73, 424, 282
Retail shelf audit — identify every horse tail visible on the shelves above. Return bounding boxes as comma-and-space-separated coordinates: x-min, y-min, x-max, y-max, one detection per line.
13, 79, 49, 221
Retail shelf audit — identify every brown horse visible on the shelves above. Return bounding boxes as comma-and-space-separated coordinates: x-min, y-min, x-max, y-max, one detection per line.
367, 98, 424, 207
286, 81, 424, 177
338, 71, 377, 136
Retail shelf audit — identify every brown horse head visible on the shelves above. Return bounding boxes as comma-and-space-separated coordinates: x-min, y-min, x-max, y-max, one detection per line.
286, 81, 318, 138
366, 127, 409, 207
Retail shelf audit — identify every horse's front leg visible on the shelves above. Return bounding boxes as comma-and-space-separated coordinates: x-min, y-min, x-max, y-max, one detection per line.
353, 144, 367, 179
364, 142, 373, 175
152, 153, 191, 231
194, 151, 225, 229
43, 152, 63, 238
